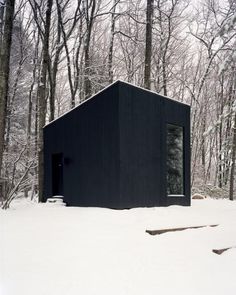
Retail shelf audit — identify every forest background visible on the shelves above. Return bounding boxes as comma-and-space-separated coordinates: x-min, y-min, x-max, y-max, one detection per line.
0, 0, 235, 208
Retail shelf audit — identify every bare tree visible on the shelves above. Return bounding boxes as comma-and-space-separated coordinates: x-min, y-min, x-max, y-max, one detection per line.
55, 0, 83, 108
0, 0, 15, 182
229, 111, 236, 200
0, 1, 5, 42
37, 0, 53, 202
2, 145, 35, 209
83, 0, 96, 99
144, 0, 153, 89
107, 0, 119, 83
188, 0, 236, 187
1, 0, 235, 203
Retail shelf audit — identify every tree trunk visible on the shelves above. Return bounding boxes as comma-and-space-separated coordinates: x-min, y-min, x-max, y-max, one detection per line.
49, 17, 61, 122
5, 31, 24, 154
38, 0, 53, 202
218, 116, 223, 188
56, 0, 75, 108
84, 0, 96, 100
74, 17, 83, 103
229, 112, 236, 200
84, 39, 91, 99
34, 84, 39, 195
108, 0, 117, 84
0, 0, 15, 179
24, 31, 39, 198
144, 0, 153, 90
0, 1, 5, 44
201, 114, 206, 182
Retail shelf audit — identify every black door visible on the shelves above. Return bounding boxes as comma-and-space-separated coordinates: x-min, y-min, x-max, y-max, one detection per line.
52, 153, 64, 196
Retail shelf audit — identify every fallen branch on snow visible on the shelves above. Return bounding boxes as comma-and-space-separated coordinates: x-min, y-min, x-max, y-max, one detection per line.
212, 246, 236, 255
146, 224, 219, 235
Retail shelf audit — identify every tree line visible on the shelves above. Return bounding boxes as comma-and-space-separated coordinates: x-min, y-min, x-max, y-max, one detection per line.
0, 0, 235, 208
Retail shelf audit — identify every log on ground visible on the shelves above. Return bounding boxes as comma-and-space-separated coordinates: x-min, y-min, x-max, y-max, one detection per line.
146, 224, 219, 235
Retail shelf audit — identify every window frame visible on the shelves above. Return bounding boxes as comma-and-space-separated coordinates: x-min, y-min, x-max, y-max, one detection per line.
166, 123, 185, 198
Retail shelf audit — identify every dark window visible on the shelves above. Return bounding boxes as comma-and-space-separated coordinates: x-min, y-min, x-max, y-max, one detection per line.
166, 124, 184, 196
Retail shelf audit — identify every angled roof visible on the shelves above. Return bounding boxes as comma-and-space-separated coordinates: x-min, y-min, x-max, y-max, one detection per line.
44, 80, 189, 128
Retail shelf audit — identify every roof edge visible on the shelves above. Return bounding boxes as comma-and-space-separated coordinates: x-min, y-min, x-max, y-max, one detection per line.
117, 79, 190, 107
44, 79, 190, 128
44, 80, 120, 128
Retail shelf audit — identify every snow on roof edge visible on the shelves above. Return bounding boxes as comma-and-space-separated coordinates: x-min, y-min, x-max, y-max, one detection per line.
44, 80, 119, 128
44, 79, 190, 128
119, 79, 190, 107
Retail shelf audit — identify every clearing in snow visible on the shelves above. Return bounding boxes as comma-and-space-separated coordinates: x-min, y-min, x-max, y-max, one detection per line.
1, 198, 236, 295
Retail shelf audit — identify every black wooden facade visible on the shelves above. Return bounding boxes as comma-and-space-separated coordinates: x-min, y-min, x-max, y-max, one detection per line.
43, 80, 191, 208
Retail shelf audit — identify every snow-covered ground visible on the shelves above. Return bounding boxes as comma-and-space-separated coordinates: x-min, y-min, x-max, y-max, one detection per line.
1, 198, 236, 295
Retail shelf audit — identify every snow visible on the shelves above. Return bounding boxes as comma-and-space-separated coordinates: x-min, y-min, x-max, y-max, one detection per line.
1, 198, 236, 295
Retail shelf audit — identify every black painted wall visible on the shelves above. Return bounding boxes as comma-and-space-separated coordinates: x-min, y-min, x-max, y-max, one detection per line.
44, 84, 120, 207
43, 80, 191, 208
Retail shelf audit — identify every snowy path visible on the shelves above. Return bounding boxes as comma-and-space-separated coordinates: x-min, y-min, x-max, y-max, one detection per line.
1, 199, 236, 295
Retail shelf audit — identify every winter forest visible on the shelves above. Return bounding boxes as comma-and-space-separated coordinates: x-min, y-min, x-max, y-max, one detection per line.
0, 0, 236, 208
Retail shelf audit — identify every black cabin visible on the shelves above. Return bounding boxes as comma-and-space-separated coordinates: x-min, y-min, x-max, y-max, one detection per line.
43, 80, 191, 208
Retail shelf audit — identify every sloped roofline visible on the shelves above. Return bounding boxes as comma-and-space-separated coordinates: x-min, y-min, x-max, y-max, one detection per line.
44, 79, 190, 128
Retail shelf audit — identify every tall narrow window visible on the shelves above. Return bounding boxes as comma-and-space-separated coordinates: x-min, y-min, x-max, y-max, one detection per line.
166, 124, 184, 196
